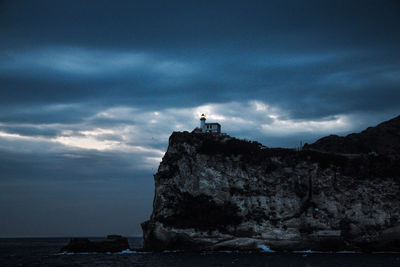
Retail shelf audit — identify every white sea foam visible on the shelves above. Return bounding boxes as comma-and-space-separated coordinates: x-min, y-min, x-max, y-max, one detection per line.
257, 244, 275, 252
294, 250, 313, 253
118, 249, 136, 254
56, 252, 98, 255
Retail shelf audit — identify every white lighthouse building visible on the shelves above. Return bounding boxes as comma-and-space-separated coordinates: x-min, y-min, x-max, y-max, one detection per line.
198, 114, 221, 133
200, 114, 206, 132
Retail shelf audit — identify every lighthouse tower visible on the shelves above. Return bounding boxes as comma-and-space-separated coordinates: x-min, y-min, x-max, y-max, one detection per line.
200, 114, 206, 132
196, 113, 221, 134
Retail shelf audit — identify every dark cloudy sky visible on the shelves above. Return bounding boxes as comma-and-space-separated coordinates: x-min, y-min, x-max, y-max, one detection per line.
1, 0, 400, 237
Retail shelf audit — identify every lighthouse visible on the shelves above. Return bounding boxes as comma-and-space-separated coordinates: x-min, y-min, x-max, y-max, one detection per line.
199, 114, 221, 133
200, 114, 206, 132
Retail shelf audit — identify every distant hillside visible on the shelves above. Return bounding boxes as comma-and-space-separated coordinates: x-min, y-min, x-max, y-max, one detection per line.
304, 115, 400, 158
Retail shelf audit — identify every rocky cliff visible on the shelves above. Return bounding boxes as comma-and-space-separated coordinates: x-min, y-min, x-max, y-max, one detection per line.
142, 116, 400, 252
304, 115, 400, 159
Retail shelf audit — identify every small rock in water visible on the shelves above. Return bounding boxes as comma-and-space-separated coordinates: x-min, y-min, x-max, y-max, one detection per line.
60, 235, 130, 253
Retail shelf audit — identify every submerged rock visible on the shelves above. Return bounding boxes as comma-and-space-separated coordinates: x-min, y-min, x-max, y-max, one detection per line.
142, 116, 400, 252
60, 235, 130, 253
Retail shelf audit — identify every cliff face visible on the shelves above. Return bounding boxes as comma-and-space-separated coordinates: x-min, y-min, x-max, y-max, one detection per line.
142, 117, 400, 252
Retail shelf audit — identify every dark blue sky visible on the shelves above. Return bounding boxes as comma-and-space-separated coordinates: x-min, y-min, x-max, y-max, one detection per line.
1, 0, 399, 237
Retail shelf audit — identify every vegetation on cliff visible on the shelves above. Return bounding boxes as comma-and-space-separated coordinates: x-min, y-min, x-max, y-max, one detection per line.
166, 130, 400, 181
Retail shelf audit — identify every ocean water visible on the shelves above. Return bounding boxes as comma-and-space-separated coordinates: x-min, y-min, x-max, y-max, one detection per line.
0, 237, 399, 266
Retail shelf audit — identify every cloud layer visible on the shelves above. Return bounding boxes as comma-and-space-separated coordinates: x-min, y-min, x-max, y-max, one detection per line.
0, 0, 399, 237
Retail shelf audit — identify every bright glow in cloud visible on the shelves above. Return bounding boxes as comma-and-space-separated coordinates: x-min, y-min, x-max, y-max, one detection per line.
55, 135, 119, 150
0, 100, 363, 170
0, 131, 48, 142
260, 116, 350, 135
189, 101, 351, 136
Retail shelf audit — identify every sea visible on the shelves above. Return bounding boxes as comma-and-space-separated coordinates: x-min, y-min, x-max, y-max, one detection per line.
0, 237, 399, 266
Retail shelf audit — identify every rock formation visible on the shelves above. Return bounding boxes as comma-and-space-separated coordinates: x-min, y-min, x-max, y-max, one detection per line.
304, 115, 400, 159
142, 115, 400, 252
60, 235, 130, 253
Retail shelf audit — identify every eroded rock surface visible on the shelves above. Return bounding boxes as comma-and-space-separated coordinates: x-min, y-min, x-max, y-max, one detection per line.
142, 116, 400, 252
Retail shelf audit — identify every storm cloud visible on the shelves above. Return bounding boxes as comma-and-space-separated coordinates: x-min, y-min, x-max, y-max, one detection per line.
0, 0, 399, 237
